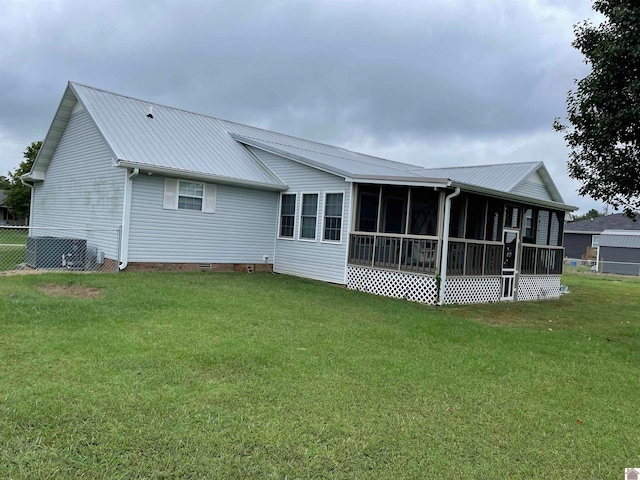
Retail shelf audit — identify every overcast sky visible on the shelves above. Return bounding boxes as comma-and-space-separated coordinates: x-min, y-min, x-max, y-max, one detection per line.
0, 0, 602, 213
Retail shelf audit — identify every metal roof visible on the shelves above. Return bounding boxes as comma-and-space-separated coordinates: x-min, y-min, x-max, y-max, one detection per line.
599, 229, 640, 248
26, 82, 574, 209
413, 163, 540, 191
230, 134, 435, 180
69, 83, 285, 188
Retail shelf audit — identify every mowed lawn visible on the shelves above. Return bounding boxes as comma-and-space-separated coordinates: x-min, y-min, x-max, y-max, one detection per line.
0, 271, 638, 479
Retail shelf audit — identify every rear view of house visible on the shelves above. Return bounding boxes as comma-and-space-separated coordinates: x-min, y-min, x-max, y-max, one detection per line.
23, 82, 575, 305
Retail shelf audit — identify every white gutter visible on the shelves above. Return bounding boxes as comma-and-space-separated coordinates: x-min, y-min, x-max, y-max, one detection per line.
437, 187, 461, 306
116, 160, 287, 191
118, 167, 138, 270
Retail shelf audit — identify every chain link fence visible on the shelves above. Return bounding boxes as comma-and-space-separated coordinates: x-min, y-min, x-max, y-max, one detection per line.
563, 257, 640, 277
0, 226, 121, 273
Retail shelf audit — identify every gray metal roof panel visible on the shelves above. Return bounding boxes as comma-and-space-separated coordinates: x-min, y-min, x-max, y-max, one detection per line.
599, 230, 640, 248
412, 162, 541, 192
70, 83, 285, 187
231, 134, 426, 179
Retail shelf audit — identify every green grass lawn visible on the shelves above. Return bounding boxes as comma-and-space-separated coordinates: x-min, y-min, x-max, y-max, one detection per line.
0, 272, 638, 479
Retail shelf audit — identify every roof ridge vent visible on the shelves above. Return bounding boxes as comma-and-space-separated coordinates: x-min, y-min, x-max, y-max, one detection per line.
147, 106, 153, 119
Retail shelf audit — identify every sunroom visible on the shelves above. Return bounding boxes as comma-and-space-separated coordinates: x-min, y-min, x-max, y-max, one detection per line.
346, 182, 567, 305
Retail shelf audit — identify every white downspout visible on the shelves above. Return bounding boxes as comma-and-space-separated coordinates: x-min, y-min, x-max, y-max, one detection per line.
437, 187, 461, 306
19, 176, 34, 226
118, 167, 138, 270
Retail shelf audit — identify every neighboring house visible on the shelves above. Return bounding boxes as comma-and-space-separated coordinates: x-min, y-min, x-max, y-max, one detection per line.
564, 213, 640, 259
598, 230, 640, 275
0, 191, 27, 225
22, 82, 575, 305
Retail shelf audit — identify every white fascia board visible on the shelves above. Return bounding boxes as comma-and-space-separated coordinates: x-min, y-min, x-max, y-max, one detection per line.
452, 181, 577, 212
116, 160, 288, 191
348, 175, 451, 188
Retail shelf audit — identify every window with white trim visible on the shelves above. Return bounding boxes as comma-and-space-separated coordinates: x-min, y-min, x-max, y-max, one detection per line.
178, 181, 204, 211
323, 192, 343, 242
163, 178, 216, 213
300, 193, 319, 240
279, 193, 296, 238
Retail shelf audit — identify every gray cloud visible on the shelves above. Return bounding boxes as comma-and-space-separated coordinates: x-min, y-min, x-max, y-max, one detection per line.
0, 0, 601, 212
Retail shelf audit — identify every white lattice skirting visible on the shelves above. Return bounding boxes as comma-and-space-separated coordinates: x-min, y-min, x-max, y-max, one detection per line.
347, 266, 439, 304
517, 275, 561, 301
347, 266, 562, 305
444, 276, 502, 305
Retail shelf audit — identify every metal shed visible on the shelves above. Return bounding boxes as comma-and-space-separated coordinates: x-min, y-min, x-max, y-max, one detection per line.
598, 230, 640, 276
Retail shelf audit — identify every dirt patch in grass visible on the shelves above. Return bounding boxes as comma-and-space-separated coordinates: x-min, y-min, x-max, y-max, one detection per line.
1, 269, 52, 276
38, 284, 102, 299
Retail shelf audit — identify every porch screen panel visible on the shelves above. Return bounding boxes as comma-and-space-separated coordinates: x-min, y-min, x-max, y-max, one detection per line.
380, 187, 408, 234
550, 249, 563, 274
401, 238, 437, 273
349, 234, 374, 266
465, 243, 484, 275
537, 210, 550, 245
521, 246, 536, 274
447, 241, 465, 275
374, 236, 401, 269
465, 195, 487, 240
357, 185, 379, 232
409, 188, 438, 236
485, 199, 504, 241
484, 245, 502, 275
504, 205, 520, 229
449, 194, 466, 239
523, 208, 536, 244
549, 212, 561, 246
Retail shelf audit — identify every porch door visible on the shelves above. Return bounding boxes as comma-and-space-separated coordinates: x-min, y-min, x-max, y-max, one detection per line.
501, 229, 519, 301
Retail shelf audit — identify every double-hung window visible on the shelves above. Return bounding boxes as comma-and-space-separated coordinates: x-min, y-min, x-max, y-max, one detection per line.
279, 193, 296, 238
178, 181, 204, 211
323, 192, 344, 242
163, 178, 216, 213
300, 193, 319, 240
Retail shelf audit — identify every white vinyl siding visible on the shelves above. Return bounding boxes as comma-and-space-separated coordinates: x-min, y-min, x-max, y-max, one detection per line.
247, 146, 351, 284
512, 171, 554, 202
30, 107, 123, 260
128, 174, 277, 263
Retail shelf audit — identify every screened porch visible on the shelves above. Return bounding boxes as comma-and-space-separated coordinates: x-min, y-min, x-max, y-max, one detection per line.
347, 184, 566, 276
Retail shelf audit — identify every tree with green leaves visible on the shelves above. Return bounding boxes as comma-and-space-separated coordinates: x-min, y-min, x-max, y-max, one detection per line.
4, 141, 42, 219
554, 0, 640, 218
571, 208, 603, 222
